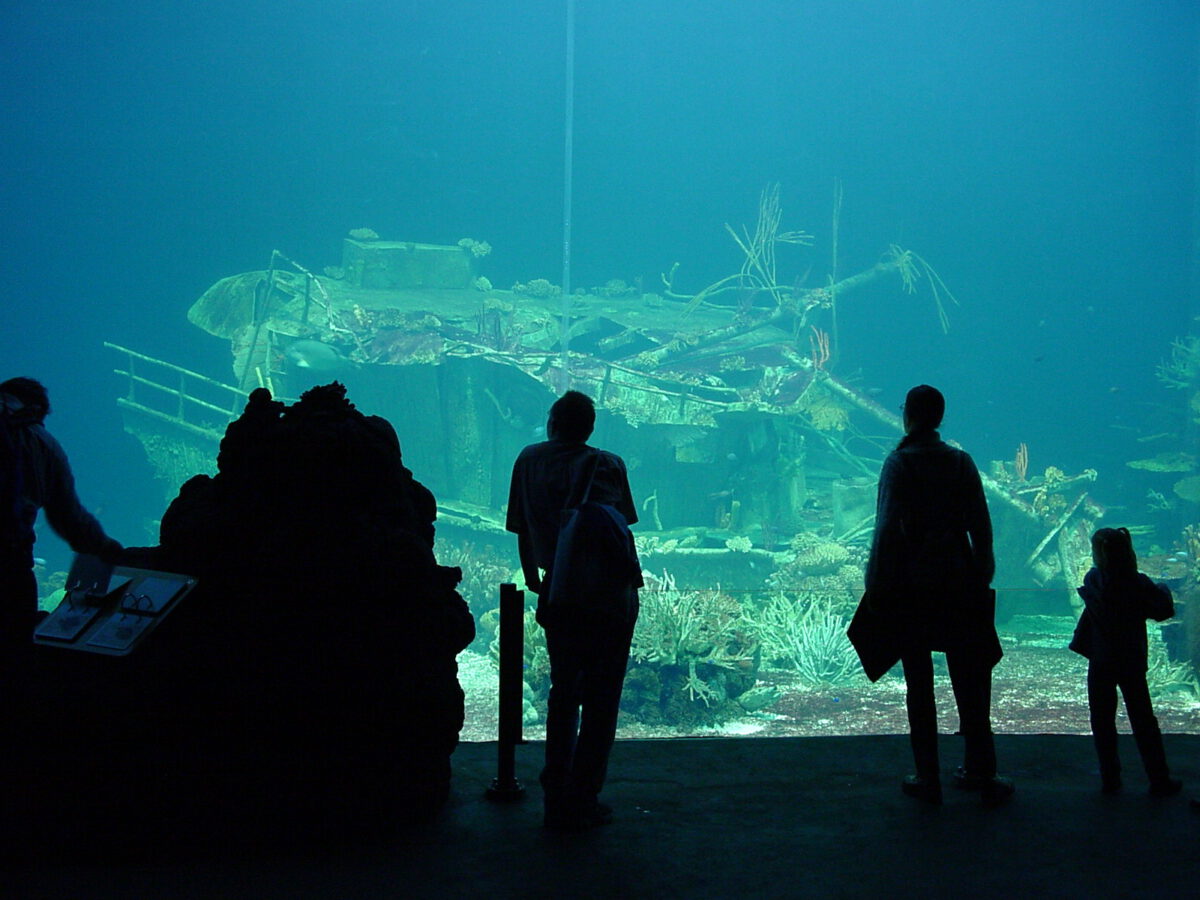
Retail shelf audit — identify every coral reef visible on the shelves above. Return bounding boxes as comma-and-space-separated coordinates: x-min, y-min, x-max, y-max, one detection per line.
512, 278, 561, 299
1157, 333, 1200, 392
1173, 476, 1200, 504
795, 382, 850, 432
1147, 629, 1200, 698
755, 591, 862, 687
595, 278, 638, 297
487, 607, 550, 724
458, 237, 492, 258
623, 570, 759, 724
439, 540, 518, 650
788, 531, 853, 575
1127, 452, 1196, 473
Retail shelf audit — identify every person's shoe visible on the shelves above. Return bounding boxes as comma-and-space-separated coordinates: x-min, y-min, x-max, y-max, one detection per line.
543, 799, 613, 832
901, 775, 943, 805
951, 766, 987, 791
980, 776, 1015, 808
1148, 777, 1182, 798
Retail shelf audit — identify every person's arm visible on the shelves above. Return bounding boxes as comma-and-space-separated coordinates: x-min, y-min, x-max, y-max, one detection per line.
517, 530, 543, 595
506, 453, 543, 594
1140, 575, 1175, 622
864, 453, 901, 602
37, 429, 120, 560
963, 454, 995, 586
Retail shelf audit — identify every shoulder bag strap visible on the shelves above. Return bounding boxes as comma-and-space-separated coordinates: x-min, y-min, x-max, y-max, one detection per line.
564, 449, 602, 510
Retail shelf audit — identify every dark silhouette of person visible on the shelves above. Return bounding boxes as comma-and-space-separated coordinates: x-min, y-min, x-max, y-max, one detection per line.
0, 377, 120, 654
506, 390, 640, 830
1070, 526, 1182, 796
864, 384, 1012, 805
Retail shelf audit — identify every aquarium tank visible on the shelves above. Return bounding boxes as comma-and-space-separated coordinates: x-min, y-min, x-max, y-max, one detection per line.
4, 1, 1198, 740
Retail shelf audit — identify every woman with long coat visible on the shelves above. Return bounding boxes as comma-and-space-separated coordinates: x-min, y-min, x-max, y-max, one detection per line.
864, 384, 1013, 806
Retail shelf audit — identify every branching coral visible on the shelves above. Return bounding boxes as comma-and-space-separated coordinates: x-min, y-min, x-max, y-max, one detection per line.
754, 591, 862, 686
1147, 630, 1199, 699
488, 607, 551, 702
439, 541, 517, 618
632, 570, 756, 670
630, 570, 758, 708
1157, 334, 1200, 391
682, 184, 813, 315
886, 244, 959, 333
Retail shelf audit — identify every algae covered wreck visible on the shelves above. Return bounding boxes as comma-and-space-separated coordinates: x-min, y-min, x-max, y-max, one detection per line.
107, 192, 1193, 731
112, 214, 1101, 603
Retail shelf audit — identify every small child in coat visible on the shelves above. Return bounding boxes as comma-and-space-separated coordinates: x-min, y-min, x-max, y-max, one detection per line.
1069, 527, 1181, 796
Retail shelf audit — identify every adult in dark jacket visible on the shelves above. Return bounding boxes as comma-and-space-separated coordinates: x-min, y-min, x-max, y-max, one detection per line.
864, 384, 1011, 805
1070, 526, 1181, 796
0, 377, 120, 654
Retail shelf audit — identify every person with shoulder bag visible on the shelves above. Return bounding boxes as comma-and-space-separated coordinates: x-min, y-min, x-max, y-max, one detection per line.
506, 390, 641, 831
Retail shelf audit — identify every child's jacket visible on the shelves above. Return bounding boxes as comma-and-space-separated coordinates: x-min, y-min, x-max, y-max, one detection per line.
1069, 568, 1174, 675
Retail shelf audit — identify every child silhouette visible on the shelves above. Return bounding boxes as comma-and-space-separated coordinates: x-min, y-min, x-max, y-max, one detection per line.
1070, 527, 1181, 796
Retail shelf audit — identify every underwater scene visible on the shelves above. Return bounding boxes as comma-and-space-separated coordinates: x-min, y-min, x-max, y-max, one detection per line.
6, 2, 1199, 740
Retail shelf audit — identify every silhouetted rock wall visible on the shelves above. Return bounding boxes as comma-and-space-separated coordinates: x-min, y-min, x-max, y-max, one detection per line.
5, 383, 475, 856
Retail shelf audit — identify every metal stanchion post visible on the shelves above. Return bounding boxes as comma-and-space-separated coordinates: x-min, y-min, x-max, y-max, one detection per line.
486, 582, 526, 800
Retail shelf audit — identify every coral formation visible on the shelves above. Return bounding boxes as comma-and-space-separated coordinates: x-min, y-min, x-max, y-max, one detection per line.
623, 570, 759, 723
512, 278, 561, 299
1173, 476, 1200, 504
795, 382, 850, 431
1127, 452, 1196, 473
488, 607, 551, 718
457, 237, 492, 258
595, 278, 637, 297
755, 591, 862, 686
789, 531, 852, 575
1157, 333, 1200, 391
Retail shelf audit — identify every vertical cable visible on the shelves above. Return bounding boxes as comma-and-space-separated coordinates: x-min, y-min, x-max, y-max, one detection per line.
559, 0, 576, 392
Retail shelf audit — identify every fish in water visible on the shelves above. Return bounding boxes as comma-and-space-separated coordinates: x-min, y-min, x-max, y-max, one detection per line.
285, 340, 354, 373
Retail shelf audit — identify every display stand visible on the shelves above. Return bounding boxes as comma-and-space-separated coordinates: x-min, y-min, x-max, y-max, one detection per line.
34, 554, 197, 656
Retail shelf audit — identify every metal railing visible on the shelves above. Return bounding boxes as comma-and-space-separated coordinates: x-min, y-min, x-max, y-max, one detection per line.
105, 342, 247, 440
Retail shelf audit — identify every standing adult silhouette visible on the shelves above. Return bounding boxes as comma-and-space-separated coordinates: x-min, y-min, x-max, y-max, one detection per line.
1, 377, 120, 656
863, 384, 1012, 805
506, 390, 640, 831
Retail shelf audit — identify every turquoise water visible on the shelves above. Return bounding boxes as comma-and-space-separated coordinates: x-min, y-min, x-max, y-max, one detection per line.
5, 1, 1198, 732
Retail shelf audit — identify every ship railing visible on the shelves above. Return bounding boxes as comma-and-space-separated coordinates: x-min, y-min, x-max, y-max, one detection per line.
105, 342, 247, 440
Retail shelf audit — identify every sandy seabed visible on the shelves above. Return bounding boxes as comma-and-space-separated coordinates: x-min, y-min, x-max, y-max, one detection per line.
456, 639, 1200, 743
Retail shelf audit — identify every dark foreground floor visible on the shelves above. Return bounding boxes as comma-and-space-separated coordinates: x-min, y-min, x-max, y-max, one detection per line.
11, 734, 1200, 899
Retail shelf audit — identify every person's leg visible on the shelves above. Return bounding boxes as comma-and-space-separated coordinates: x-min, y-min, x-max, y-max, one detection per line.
541, 622, 585, 807
0, 561, 38, 670
567, 620, 634, 806
1118, 673, 1178, 794
1087, 663, 1121, 791
901, 652, 941, 796
946, 647, 996, 780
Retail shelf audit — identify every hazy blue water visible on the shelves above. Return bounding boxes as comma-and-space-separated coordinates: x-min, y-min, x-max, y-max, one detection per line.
2, 0, 1197, 573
